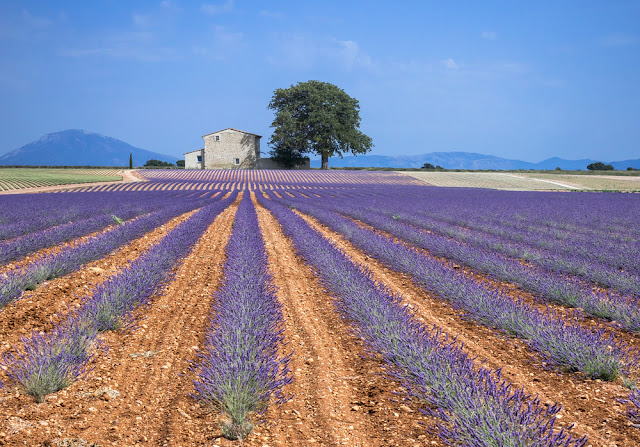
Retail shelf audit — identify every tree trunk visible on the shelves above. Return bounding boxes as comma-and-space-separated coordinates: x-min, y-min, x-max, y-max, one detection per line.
321, 153, 329, 170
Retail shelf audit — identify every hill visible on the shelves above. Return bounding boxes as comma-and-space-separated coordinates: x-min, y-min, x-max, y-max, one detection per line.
310, 152, 640, 170
0, 130, 177, 167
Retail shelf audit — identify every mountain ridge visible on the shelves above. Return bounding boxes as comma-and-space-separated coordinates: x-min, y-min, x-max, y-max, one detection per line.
2, 130, 638, 170
0, 130, 177, 166
310, 152, 640, 170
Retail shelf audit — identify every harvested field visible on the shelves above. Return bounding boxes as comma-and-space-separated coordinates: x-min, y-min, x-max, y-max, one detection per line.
0, 170, 639, 446
401, 171, 576, 190
402, 170, 640, 191
517, 173, 640, 191
0, 169, 124, 192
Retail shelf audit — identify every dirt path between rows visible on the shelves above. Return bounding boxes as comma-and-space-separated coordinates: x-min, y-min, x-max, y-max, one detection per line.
0, 199, 238, 446
0, 209, 200, 353
295, 210, 640, 447
251, 194, 439, 446
0, 170, 144, 195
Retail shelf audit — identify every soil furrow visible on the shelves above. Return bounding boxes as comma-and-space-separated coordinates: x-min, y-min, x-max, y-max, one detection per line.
295, 209, 640, 447
0, 201, 237, 446
251, 194, 440, 447
0, 209, 200, 352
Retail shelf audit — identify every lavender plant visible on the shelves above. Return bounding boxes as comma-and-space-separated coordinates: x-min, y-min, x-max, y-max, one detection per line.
273, 196, 637, 381
257, 194, 587, 446
1, 193, 237, 402
193, 196, 292, 440
0, 196, 214, 309
312, 199, 640, 332
0, 199, 163, 265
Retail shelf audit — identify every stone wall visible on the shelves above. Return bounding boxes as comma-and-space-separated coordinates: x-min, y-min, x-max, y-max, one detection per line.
184, 149, 204, 169
203, 129, 260, 169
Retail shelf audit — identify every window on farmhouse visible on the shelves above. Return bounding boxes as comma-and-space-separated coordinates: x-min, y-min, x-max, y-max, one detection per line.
215, 135, 220, 141
197, 155, 202, 162
234, 158, 240, 165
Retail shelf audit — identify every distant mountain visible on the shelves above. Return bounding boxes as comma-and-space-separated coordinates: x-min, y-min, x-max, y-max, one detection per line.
0, 130, 177, 166
310, 152, 640, 170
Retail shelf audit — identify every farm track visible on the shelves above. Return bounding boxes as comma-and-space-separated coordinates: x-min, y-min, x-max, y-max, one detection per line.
0, 200, 238, 445
295, 209, 640, 446
0, 208, 200, 358
251, 195, 438, 446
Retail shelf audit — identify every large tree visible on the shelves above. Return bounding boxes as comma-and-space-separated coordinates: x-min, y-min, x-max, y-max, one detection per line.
268, 80, 373, 169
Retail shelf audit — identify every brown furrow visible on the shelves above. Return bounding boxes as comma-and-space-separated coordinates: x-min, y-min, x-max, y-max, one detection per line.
295, 209, 640, 447
0, 208, 200, 353
251, 194, 439, 447
0, 199, 238, 446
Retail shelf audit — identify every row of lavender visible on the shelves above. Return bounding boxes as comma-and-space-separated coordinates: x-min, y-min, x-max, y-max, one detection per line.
299, 195, 640, 333
275, 193, 638, 382
364, 187, 640, 290
193, 196, 291, 440
0, 191, 197, 241
0, 194, 215, 308
0, 196, 169, 265
1, 193, 237, 402
321, 186, 640, 281
257, 193, 588, 446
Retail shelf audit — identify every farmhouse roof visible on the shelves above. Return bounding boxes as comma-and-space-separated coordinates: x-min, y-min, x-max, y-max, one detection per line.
201, 128, 262, 138
183, 148, 204, 155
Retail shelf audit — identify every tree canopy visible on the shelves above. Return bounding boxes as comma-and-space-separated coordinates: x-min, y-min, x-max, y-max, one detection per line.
144, 159, 175, 167
587, 161, 614, 171
268, 80, 373, 169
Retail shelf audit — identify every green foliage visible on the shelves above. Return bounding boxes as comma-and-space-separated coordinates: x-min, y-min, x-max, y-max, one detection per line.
268, 80, 373, 169
110, 214, 125, 225
129, 153, 133, 169
176, 160, 185, 168
422, 163, 444, 170
587, 161, 614, 171
143, 159, 175, 167
555, 166, 562, 171
270, 142, 307, 168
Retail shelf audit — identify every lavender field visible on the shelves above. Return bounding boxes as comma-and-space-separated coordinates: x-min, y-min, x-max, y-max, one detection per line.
0, 170, 638, 446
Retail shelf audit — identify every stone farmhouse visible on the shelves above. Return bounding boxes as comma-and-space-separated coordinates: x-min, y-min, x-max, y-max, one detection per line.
184, 127, 309, 170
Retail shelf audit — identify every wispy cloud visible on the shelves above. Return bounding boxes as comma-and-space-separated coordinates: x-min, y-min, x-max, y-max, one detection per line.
60, 30, 178, 62
160, 0, 181, 11
190, 25, 245, 61
442, 58, 460, 69
132, 13, 151, 27
22, 9, 52, 28
201, 0, 234, 15
335, 40, 374, 70
265, 34, 376, 72
599, 33, 639, 47
260, 10, 284, 19
481, 31, 497, 40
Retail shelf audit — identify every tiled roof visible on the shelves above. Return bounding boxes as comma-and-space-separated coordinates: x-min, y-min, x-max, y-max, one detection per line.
201, 128, 262, 138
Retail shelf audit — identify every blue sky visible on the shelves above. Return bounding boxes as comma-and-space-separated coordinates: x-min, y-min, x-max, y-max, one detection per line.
1, 0, 639, 162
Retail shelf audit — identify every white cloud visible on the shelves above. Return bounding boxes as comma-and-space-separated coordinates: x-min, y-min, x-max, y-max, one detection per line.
336, 40, 373, 70
265, 33, 317, 70
201, 0, 234, 15
133, 13, 151, 27
265, 34, 377, 72
190, 25, 246, 61
599, 33, 639, 47
481, 31, 497, 40
60, 30, 178, 62
260, 10, 284, 19
443, 58, 460, 69
22, 9, 52, 28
